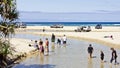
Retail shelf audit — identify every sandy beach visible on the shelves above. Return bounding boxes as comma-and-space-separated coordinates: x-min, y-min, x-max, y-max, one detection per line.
16, 26, 120, 32
10, 38, 35, 55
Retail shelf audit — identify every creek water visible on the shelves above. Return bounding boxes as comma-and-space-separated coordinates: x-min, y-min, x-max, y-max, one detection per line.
12, 34, 120, 68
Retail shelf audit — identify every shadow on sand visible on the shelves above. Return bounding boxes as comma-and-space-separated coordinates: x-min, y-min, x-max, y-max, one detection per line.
14, 64, 56, 68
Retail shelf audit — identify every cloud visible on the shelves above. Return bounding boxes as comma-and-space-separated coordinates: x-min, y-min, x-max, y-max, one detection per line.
96, 10, 120, 13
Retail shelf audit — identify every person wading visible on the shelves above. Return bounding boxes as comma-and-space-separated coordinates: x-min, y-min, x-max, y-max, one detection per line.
110, 48, 118, 65
51, 33, 55, 43
87, 44, 94, 58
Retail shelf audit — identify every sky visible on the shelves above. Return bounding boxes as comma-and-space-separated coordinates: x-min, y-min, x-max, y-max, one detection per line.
16, 0, 120, 22
16, 0, 120, 12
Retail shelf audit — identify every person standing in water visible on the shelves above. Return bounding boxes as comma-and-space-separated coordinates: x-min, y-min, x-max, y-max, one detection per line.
110, 48, 118, 64
57, 38, 61, 45
100, 51, 104, 62
45, 38, 49, 55
62, 35, 67, 45
39, 40, 44, 54
51, 33, 55, 43
87, 44, 94, 58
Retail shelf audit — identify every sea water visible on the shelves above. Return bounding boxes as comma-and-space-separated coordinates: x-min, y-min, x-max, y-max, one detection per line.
24, 22, 120, 26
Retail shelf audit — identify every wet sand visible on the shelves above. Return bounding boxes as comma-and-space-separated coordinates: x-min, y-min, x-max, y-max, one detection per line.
12, 34, 120, 68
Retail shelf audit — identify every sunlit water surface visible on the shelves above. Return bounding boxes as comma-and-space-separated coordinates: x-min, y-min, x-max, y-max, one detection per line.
12, 34, 120, 68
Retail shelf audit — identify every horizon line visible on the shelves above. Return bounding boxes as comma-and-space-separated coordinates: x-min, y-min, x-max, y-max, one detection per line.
18, 10, 120, 14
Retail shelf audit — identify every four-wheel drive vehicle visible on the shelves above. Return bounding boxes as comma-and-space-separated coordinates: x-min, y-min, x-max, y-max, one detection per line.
74, 26, 91, 32
95, 24, 102, 29
50, 24, 63, 28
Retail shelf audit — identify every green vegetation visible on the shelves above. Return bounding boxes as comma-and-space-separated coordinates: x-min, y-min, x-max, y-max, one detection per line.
0, 0, 19, 67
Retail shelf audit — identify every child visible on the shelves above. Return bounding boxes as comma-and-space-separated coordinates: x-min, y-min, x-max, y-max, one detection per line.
39, 40, 44, 54
45, 38, 49, 55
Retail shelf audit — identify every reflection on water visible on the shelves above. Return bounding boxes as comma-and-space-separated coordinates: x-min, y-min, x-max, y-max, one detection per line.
100, 63, 104, 68
88, 58, 93, 68
110, 64, 118, 68
13, 34, 120, 68
51, 42, 55, 52
40, 53, 44, 65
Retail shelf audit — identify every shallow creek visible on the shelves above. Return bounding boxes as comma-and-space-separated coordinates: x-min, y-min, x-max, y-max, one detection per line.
13, 34, 120, 68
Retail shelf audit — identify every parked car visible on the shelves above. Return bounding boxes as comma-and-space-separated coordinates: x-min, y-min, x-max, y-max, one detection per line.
95, 24, 102, 29
74, 26, 91, 32
50, 24, 63, 28
74, 27, 82, 32
20, 23, 26, 28
15, 22, 26, 28
83, 26, 91, 32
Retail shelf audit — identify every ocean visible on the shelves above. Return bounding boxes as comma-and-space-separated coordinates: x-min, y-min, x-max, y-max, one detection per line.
24, 22, 120, 26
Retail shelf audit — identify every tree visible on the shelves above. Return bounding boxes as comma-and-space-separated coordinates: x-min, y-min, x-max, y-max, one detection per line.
0, 0, 19, 67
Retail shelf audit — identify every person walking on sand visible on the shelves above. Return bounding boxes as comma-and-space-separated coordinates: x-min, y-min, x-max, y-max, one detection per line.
87, 44, 94, 58
51, 33, 55, 43
39, 40, 44, 54
110, 48, 118, 64
100, 51, 104, 62
45, 38, 49, 55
